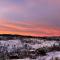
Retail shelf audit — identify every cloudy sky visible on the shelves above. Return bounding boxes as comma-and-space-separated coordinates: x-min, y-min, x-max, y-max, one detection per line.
0, 0, 60, 36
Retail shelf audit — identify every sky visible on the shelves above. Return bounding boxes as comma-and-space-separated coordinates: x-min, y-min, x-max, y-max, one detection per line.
0, 0, 60, 36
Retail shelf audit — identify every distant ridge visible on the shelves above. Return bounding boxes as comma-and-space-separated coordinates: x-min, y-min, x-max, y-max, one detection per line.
0, 34, 60, 40
0, 34, 60, 37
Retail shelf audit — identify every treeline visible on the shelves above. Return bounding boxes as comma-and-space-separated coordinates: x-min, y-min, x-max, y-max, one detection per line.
0, 34, 60, 41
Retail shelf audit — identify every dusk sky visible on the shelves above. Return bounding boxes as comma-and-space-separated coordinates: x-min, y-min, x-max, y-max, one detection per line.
0, 0, 60, 36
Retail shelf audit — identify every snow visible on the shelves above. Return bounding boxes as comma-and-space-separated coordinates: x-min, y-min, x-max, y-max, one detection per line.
0, 40, 23, 47
0, 39, 58, 50
28, 40, 57, 49
10, 58, 31, 60
7, 51, 60, 60
0, 39, 60, 60
0, 40, 23, 52
36, 51, 60, 60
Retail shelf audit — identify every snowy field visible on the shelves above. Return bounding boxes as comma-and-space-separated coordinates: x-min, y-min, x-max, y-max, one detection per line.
0, 39, 60, 60
8, 51, 60, 60
0, 39, 59, 50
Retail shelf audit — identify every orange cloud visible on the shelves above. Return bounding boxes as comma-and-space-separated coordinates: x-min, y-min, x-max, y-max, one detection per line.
0, 19, 60, 36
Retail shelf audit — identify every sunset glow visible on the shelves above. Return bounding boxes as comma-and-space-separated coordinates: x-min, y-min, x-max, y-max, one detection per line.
0, 0, 60, 36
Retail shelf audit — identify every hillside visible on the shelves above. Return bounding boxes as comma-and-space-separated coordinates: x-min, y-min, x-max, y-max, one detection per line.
0, 34, 60, 60
0, 34, 60, 41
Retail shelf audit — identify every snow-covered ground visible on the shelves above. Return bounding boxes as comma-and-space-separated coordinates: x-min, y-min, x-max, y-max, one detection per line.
9, 51, 60, 60
0, 39, 60, 60
0, 39, 59, 50
37, 51, 60, 60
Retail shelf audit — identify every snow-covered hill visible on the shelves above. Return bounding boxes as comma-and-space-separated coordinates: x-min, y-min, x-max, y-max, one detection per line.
0, 38, 60, 60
